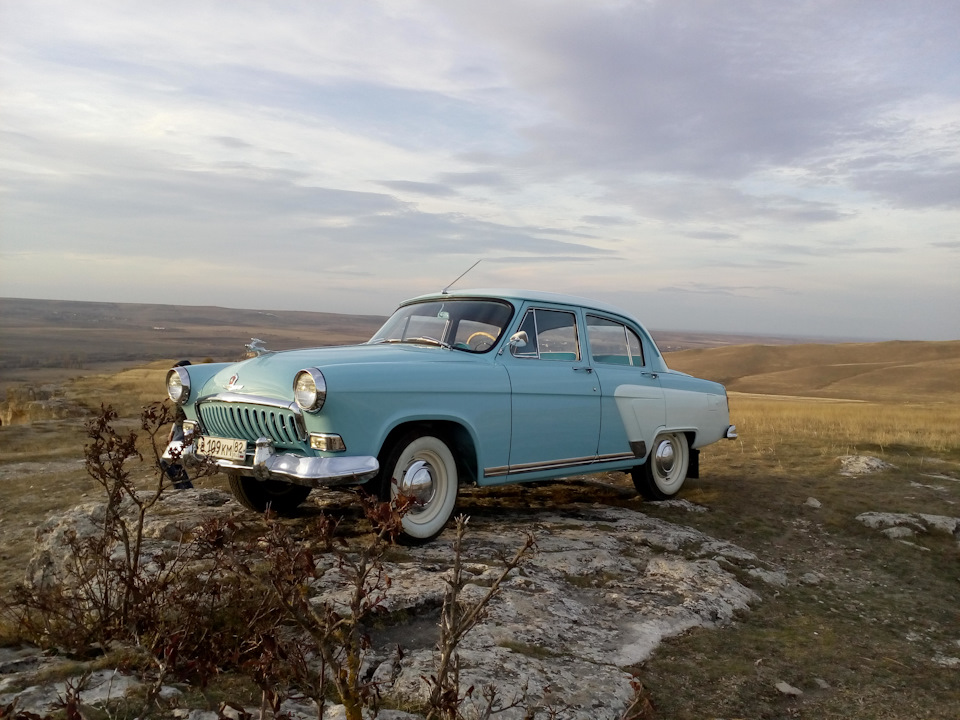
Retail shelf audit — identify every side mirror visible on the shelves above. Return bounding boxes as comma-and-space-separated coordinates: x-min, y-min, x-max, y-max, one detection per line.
509, 331, 529, 349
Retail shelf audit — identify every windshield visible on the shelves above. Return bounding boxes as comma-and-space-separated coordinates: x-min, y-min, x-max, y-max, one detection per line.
369, 298, 514, 353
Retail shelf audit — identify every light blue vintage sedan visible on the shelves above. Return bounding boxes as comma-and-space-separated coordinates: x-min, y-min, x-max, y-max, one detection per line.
166, 289, 736, 542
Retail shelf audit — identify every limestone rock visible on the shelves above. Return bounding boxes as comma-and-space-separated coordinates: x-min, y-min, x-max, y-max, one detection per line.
748, 568, 789, 586
933, 655, 960, 668
882, 526, 916, 539
857, 511, 960, 540
0, 669, 141, 716
0, 386, 89, 426
775, 680, 803, 696
387, 506, 762, 719
18, 494, 772, 718
838, 456, 896, 476
649, 498, 708, 513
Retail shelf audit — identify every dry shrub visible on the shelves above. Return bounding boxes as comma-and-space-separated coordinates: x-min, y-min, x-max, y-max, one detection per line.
2, 404, 550, 720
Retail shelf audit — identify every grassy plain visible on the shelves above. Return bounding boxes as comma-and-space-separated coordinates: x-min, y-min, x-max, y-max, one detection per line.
0, 303, 958, 718
633, 341, 960, 718
634, 391, 960, 719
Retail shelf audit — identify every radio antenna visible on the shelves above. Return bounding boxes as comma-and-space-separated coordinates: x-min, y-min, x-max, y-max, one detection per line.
441, 259, 482, 294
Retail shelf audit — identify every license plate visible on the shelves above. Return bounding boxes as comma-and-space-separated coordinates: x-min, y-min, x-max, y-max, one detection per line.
197, 435, 247, 462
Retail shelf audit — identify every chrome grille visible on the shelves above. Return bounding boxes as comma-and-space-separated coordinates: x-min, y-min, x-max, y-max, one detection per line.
198, 400, 305, 448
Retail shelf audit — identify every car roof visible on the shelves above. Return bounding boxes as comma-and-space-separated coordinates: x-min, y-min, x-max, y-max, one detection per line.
402, 288, 641, 323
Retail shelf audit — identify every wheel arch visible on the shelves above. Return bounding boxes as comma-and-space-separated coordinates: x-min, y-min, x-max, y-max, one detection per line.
646, 426, 697, 454
377, 419, 479, 486
667, 429, 698, 478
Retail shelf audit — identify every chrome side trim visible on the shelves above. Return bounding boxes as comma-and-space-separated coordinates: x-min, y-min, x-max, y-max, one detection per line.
597, 452, 638, 463
484, 451, 637, 478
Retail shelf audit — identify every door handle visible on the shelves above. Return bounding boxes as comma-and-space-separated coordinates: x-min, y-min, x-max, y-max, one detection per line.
641, 371, 659, 379
573, 366, 593, 373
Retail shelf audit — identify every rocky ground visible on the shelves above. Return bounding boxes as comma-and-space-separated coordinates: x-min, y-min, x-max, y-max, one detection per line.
3, 482, 774, 719
2, 457, 959, 719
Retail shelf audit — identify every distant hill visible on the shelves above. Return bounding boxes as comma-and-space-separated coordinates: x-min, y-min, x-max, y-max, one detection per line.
0, 297, 816, 373
0, 298, 387, 372
8, 297, 949, 403
665, 341, 960, 402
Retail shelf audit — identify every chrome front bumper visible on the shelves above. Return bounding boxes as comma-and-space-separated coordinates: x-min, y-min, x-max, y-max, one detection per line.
183, 437, 380, 487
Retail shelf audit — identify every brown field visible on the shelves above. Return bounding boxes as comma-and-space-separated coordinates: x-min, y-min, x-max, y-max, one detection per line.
0, 298, 386, 393
1, 300, 959, 718
667, 339, 960, 403
0, 297, 834, 393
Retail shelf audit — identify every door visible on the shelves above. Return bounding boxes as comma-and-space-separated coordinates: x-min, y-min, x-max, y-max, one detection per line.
585, 314, 665, 460
500, 307, 602, 475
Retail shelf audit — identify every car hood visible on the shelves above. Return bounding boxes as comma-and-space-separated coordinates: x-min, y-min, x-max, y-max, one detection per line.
199, 343, 478, 400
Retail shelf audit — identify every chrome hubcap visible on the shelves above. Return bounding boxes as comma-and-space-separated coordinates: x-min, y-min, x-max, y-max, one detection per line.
400, 459, 435, 508
654, 440, 676, 476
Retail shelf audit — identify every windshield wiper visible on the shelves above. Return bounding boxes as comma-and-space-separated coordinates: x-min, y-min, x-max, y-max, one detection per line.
404, 336, 451, 349
372, 337, 451, 349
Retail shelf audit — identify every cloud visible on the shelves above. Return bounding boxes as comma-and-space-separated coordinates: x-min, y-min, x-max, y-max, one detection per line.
444, 3, 894, 174
604, 181, 850, 225
438, 171, 511, 187
659, 282, 797, 297
308, 212, 617, 260
850, 163, 960, 209
211, 136, 254, 150
580, 215, 630, 226
683, 230, 740, 241
378, 180, 459, 197
442, 1, 960, 217
2, 0, 959, 339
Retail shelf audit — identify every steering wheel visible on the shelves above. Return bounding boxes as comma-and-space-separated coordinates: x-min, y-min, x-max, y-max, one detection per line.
465, 331, 497, 351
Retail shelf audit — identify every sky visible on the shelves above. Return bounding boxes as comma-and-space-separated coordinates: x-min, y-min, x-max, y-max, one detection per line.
1, 1, 958, 341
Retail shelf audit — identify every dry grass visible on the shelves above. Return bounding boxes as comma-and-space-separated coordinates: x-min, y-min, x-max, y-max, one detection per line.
2, 336, 960, 718
725, 393, 960, 462
636, 390, 960, 719
67, 362, 173, 418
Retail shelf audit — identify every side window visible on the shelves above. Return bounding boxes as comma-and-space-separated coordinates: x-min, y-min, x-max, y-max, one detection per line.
586, 315, 645, 366
511, 310, 538, 357
626, 327, 644, 365
511, 309, 580, 361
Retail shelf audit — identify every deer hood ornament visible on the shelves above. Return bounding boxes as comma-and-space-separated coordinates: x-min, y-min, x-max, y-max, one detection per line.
245, 338, 270, 357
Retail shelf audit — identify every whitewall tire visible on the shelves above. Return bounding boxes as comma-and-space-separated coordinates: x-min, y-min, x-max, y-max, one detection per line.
378, 432, 459, 544
631, 432, 690, 500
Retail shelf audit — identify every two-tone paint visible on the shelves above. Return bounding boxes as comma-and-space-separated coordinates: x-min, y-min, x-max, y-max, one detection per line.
167, 289, 735, 524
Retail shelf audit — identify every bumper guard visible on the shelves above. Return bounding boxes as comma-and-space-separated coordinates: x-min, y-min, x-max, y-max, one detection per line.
180, 438, 380, 487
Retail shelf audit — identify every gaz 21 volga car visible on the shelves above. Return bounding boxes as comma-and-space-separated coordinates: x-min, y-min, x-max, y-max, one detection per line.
166, 289, 736, 542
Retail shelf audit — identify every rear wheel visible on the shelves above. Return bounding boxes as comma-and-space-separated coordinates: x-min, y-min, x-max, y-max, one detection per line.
377, 431, 458, 544
228, 475, 311, 515
631, 432, 690, 500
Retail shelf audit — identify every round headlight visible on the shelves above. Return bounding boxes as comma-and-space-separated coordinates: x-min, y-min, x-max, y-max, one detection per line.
294, 368, 326, 412
166, 367, 191, 404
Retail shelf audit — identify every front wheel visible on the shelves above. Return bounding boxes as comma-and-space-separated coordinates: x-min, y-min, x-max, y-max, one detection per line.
377, 432, 459, 544
631, 432, 690, 500
228, 475, 311, 515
